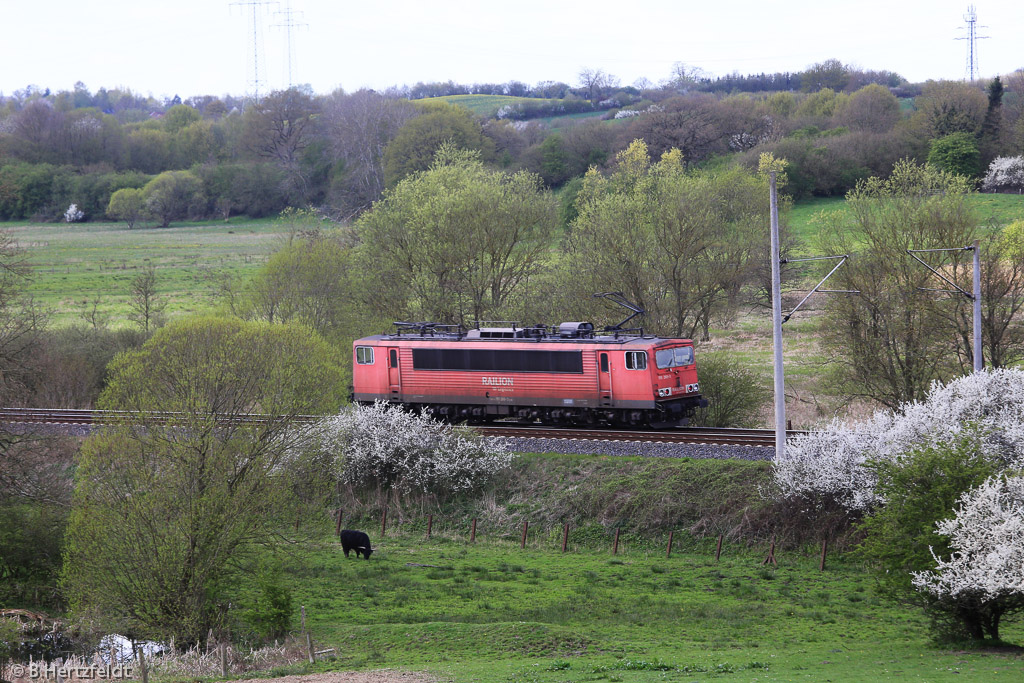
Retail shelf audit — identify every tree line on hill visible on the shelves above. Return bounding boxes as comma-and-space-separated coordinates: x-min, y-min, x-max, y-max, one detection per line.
1, 60, 1022, 226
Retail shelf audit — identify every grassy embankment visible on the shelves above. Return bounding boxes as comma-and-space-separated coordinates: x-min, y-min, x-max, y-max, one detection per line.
236, 456, 1024, 683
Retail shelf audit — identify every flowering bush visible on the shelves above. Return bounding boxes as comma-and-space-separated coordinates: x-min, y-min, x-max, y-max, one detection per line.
311, 402, 514, 495
64, 203, 84, 222
773, 368, 1024, 510
911, 475, 1024, 640
981, 156, 1024, 193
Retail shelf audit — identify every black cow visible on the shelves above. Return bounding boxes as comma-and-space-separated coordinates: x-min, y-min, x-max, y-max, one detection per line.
340, 529, 373, 559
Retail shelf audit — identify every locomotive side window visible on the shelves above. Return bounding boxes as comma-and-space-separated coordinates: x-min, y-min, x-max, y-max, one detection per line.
655, 346, 694, 369
389, 349, 398, 367
412, 348, 583, 373
600, 353, 609, 373
356, 346, 375, 365
625, 351, 647, 370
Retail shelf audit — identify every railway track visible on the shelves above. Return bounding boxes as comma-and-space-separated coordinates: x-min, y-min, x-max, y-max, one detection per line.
0, 408, 319, 427
476, 425, 803, 447
0, 408, 802, 447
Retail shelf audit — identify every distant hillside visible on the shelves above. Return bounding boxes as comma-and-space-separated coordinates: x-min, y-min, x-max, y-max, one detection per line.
434, 94, 599, 121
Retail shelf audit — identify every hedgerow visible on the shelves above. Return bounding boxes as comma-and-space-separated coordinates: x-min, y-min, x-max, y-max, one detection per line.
773, 368, 1024, 511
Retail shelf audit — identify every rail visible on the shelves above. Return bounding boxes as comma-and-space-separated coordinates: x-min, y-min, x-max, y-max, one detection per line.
0, 408, 805, 447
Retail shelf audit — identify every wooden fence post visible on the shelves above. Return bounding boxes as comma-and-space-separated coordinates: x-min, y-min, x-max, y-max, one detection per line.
219, 643, 227, 677
762, 537, 777, 567
335, 508, 343, 538
819, 539, 828, 571
562, 523, 569, 553
666, 530, 674, 558
612, 528, 620, 555
134, 644, 148, 683
427, 514, 433, 538
381, 508, 387, 537
715, 534, 723, 562
470, 518, 477, 543
521, 521, 528, 549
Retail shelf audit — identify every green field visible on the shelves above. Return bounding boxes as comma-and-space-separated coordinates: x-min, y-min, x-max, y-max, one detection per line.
432, 95, 574, 119
8, 217, 286, 326
786, 193, 1024, 254
433, 95, 608, 129
257, 529, 1024, 683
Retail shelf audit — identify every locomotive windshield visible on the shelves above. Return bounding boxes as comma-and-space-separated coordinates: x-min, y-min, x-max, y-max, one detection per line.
655, 346, 694, 369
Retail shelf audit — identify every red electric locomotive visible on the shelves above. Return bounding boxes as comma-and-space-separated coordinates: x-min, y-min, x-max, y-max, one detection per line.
351, 315, 707, 429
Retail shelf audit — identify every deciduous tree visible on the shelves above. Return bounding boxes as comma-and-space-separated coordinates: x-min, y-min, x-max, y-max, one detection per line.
800, 59, 850, 93
381, 101, 494, 188
142, 170, 204, 227
106, 187, 144, 228
61, 317, 346, 643
127, 264, 166, 332
357, 143, 557, 325
819, 160, 977, 408
927, 132, 982, 177
563, 140, 771, 341
320, 89, 417, 219
912, 474, 1024, 641
241, 88, 320, 197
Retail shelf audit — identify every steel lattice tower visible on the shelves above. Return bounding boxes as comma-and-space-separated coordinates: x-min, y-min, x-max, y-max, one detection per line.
956, 5, 989, 82
274, 1, 308, 89
231, 0, 275, 101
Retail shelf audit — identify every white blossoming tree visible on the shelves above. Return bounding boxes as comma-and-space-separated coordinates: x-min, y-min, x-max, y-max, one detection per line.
981, 156, 1024, 193
312, 402, 514, 496
911, 475, 1024, 641
64, 203, 84, 222
773, 368, 1024, 510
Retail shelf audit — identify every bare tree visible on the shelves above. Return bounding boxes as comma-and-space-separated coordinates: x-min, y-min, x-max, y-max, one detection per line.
242, 87, 321, 197
578, 67, 618, 103
819, 161, 978, 409
128, 265, 166, 333
626, 95, 731, 166
944, 234, 1024, 370
320, 89, 418, 219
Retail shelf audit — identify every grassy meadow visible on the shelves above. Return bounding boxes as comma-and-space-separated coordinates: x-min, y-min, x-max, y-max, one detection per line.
8, 216, 286, 326
252, 528, 1024, 682
786, 192, 1024, 253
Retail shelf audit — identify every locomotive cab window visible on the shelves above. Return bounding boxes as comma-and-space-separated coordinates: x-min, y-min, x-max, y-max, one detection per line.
356, 346, 375, 365
600, 353, 609, 372
655, 346, 694, 369
389, 349, 398, 367
625, 351, 647, 370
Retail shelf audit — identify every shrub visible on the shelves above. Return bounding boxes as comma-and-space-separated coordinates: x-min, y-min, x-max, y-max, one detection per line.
911, 474, 1024, 641
690, 351, 769, 427
63, 203, 84, 222
243, 562, 293, 642
311, 402, 514, 495
981, 155, 1024, 193
927, 132, 982, 178
773, 368, 1024, 510
855, 428, 997, 598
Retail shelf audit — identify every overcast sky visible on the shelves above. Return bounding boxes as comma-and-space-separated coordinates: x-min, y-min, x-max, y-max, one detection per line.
3, 1, 1022, 100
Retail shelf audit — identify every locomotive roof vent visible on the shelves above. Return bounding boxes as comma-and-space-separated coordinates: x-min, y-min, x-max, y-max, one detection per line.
558, 321, 595, 339
466, 327, 529, 339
